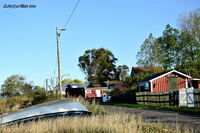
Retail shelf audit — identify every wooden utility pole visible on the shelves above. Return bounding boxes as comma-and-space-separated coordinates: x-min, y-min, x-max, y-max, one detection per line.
46, 79, 48, 93
56, 27, 65, 99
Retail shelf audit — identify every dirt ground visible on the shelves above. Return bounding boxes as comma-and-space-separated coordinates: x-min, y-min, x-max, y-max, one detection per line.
103, 105, 200, 133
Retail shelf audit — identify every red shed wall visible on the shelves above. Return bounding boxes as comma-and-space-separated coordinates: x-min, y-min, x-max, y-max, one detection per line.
152, 75, 187, 92
152, 76, 168, 92
177, 77, 187, 89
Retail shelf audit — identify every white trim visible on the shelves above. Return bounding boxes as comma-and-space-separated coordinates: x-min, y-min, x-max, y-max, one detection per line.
186, 79, 188, 88
149, 70, 191, 82
150, 81, 153, 92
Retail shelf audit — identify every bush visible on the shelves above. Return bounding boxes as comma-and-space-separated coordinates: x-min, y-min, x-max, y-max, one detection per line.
0, 95, 33, 114
0, 91, 60, 115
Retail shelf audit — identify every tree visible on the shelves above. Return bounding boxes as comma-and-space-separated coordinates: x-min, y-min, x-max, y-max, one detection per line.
177, 8, 200, 78
158, 24, 180, 69
32, 86, 47, 105
61, 78, 84, 84
78, 48, 118, 85
1, 75, 33, 97
178, 8, 200, 42
115, 65, 129, 81
136, 24, 200, 78
176, 31, 200, 77
136, 33, 163, 67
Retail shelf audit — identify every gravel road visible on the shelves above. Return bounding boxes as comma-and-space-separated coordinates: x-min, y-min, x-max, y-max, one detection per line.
103, 105, 200, 133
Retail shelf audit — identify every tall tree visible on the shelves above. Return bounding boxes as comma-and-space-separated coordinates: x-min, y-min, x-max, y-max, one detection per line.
136, 33, 163, 67
115, 65, 129, 81
158, 24, 180, 69
176, 31, 200, 77
78, 48, 117, 85
136, 24, 200, 78
177, 8, 200, 77
178, 8, 200, 41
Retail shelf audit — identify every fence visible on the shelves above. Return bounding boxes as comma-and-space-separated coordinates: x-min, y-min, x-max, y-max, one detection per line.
136, 89, 200, 107
111, 92, 136, 103
136, 91, 179, 106
194, 90, 200, 108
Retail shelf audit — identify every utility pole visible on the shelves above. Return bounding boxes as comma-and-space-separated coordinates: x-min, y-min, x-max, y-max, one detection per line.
46, 79, 48, 93
56, 27, 65, 99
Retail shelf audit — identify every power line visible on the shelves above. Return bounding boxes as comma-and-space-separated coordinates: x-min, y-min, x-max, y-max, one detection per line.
63, 0, 80, 28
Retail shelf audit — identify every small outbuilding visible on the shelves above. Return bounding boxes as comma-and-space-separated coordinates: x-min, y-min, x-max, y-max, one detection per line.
85, 87, 106, 99
138, 70, 192, 92
63, 83, 88, 97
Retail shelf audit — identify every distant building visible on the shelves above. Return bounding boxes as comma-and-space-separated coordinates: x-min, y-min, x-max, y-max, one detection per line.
62, 81, 121, 99
105, 81, 123, 91
85, 87, 106, 99
85, 81, 121, 99
62, 83, 88, 97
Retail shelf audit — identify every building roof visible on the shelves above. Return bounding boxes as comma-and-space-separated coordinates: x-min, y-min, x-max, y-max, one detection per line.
131, 66, 164, 77
105, 81, 122, 85
132, 66, 163, 71
140, 70, 191, 83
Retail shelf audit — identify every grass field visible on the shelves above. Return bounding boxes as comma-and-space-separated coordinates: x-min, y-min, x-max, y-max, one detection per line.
0, 113, 187, 133
0, 97, 193, 133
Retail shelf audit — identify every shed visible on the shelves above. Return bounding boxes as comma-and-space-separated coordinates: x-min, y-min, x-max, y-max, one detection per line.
85, 87, 107, 99
138, 70, 191, 92
63, 83, 88, 97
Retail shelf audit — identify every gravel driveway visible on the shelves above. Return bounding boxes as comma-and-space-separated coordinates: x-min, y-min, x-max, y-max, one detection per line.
103, 105, 200, 133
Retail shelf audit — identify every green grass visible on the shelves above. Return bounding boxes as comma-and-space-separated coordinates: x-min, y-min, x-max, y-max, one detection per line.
103, 102, 200, 114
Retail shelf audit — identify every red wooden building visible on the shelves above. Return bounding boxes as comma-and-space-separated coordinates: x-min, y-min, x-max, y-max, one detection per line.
85, 87, 107, 99
138, 70, 192, 92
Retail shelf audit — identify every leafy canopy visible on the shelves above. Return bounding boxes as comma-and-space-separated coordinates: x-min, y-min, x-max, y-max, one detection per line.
78, 48, 118, 85
1, 74, 33, 97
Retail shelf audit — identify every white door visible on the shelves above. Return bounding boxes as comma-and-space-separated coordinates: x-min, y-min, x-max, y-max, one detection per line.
95, 90, 101, 97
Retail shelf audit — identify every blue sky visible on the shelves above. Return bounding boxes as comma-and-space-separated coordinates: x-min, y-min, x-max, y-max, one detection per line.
0, 0, 199, 87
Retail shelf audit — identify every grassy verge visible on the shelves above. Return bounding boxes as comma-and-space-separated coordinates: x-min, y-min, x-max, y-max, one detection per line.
0, 97, 193, 133
0, 113, 187, 133
69, 97, 107, 115
103, 102, 200, 114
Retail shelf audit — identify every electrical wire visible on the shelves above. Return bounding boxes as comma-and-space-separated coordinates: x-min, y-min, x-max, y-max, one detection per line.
63, 0, 80, 28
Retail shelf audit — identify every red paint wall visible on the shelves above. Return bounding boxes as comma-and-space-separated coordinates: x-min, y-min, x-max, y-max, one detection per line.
177, 77, 186, 89
152, 75, 187, 92
85, 88, 104, 98
198, 81, 200, 89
